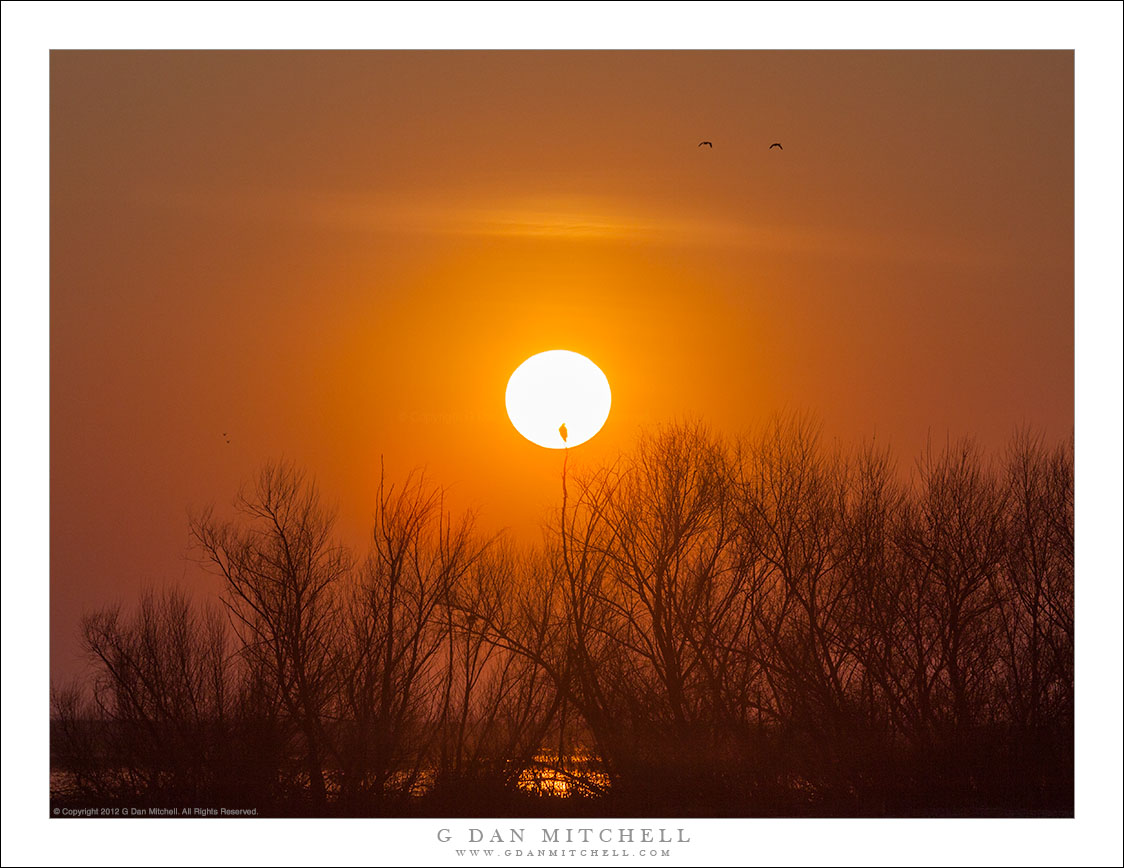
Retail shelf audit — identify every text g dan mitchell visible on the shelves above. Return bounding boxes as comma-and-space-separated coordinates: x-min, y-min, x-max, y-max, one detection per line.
437, 828, 691, 844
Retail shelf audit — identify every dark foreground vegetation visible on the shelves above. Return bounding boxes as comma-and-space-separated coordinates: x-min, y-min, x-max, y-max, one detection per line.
51, 417, 1073, 817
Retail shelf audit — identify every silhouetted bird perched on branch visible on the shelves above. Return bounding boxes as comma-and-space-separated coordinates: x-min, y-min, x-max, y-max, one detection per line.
769, 142, 783, 150
559, 423, 568, 444
698, 141, 713, 148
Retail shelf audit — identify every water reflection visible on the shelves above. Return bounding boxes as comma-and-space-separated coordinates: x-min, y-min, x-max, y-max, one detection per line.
517, 751, 611, 798
50, 750, 613, 804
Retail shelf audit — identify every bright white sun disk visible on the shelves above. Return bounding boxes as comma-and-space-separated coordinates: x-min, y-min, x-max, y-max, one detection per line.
505, 350, 611, 449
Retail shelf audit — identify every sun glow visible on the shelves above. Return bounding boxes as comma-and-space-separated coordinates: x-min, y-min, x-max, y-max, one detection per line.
505, 350, 611, 449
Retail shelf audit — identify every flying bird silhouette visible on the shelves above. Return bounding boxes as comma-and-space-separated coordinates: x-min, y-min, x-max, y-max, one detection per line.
698, 141, 713, 148
769, 142, 783, 150
559, 423, 568, 444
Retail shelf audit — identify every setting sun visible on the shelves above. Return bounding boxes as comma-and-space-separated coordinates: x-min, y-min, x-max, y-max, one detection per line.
505, 350, 611, 449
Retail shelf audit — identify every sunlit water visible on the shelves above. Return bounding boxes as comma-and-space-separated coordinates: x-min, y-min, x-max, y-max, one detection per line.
517, 751, 611, 798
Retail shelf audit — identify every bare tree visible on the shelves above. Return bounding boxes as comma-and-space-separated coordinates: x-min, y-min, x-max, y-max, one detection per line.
997, 429, 1074, 729
190, 461, 350, 807
900, 438, 1008, 740
334, 466, 491, 804
57, 587, 230, 801
738, 414, 856, 746
433, 541, 559, 794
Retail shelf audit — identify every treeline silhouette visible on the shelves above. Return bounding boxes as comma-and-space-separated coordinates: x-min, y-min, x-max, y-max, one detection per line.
51, 417, 1073, 816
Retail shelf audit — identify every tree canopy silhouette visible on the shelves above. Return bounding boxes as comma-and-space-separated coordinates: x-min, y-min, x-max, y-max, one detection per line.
52, 420, 1074, 817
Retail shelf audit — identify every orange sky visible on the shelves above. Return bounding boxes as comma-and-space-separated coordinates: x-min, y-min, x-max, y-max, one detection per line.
49, 50, 1073, 682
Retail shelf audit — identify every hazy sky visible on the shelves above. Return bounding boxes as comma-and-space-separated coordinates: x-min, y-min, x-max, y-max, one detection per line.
49, 50, 1074, 682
